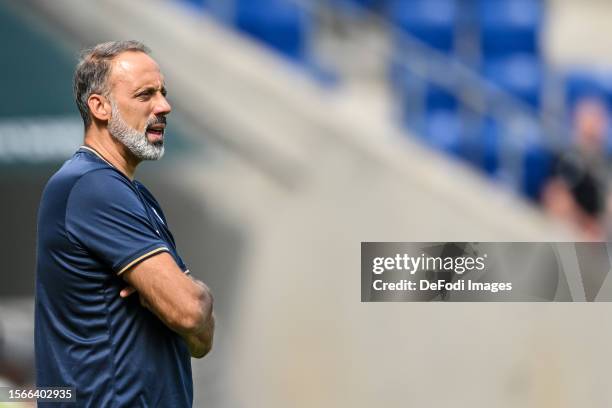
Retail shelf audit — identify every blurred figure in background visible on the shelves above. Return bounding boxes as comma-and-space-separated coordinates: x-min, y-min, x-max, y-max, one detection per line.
541, 98, 610, 240
0, 324, 35, 408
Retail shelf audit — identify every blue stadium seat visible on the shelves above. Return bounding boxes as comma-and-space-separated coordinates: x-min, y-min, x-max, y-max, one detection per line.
470, 116, 551, 198
390, 56, 458, 113
483, 54, 542, 108
424, 110, 466, 157
565, 69, 612, 110
606, 125, 612, 158
479, 0, 542, 57
232, 0, 309, 61
180, 0, 206, 9
426, 83, 458, 111
500, 117, 551, 200
389, 0, 457, 52
468, 118, 501, 176
329, 0, 380, 15
393, 70, 459, 132
522, 141, 553, 201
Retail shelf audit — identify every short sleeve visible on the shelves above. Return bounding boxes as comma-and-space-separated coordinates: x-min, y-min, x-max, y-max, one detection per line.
65, 169, 169, 275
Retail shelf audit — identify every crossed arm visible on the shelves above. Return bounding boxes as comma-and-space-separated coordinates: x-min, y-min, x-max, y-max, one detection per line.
120, 252, 215, 358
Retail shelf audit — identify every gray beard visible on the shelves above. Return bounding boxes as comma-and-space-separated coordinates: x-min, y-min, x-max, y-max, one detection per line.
108, 101, 164, 161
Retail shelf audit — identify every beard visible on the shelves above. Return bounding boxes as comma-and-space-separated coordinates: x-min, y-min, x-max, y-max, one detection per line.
108, 100, 165, 161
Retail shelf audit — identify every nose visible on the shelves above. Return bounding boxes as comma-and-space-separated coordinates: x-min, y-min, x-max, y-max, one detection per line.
153, 94, 172, 116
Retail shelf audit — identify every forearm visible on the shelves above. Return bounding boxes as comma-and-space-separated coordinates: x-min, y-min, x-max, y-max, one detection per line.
141, 293, 215, 358
121, 256, 216, 357
180, 277, 215, 358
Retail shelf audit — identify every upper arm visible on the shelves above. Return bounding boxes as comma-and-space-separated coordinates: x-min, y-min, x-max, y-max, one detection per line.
65, 170, 169, 274
122, 251, 211, 335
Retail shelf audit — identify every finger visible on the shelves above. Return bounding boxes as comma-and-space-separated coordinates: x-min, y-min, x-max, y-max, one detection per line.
120, 286, 137, 298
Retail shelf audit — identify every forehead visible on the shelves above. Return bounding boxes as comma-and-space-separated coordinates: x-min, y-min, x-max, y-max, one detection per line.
109, 51, 164, 91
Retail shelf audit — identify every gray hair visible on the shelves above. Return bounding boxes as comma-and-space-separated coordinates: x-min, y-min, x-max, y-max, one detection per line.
73, 40, 150, 128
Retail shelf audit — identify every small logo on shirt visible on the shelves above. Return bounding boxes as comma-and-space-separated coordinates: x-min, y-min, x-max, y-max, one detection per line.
151, 207, 165, 226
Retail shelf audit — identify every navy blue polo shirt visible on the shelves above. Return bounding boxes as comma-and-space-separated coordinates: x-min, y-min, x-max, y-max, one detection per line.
35, 146, 193, 407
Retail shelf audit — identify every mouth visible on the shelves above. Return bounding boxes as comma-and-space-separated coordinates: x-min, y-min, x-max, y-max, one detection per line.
146, 124, 165, 141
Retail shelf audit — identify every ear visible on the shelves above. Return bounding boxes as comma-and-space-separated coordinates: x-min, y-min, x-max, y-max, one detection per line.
87, 94, 112, 122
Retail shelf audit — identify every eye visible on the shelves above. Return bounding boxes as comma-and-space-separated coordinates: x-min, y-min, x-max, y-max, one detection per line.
137, 91, 153, 100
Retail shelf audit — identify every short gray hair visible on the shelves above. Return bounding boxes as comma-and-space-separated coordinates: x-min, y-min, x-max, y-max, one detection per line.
73, 40, 150, 128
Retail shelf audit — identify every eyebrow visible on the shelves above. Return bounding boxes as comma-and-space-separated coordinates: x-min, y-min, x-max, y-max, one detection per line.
133, 84, 167, 96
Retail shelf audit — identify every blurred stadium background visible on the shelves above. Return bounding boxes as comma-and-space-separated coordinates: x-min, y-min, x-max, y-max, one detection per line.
3, 0, 612, 406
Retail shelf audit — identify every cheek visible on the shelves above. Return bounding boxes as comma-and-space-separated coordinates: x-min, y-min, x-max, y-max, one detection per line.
122, 104, 151, 129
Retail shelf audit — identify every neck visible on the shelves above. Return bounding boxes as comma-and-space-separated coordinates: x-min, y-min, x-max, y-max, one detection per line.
83, 124, 140, 180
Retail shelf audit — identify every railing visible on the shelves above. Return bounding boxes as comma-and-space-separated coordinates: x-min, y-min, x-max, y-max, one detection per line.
302, 0, 572, 196
179, 0, 574, 198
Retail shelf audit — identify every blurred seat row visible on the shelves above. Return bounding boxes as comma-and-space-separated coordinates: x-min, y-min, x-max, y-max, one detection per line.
178, 0, 612, 202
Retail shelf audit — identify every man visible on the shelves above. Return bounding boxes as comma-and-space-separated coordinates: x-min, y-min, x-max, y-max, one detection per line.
541, 97, 609, 240
35, 41, 214, 407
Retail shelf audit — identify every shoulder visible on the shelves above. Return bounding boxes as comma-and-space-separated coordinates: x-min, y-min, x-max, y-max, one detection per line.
75, 167, 133, 192
65, 168, 141, 218
43, 151, 123, 198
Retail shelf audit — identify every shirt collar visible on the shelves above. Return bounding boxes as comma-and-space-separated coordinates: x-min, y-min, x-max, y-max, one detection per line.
79, 145, 116, 169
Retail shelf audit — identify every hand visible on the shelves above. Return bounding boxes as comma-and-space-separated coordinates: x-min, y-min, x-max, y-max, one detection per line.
119, 286, 137, 298
119, 286, 151, 309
